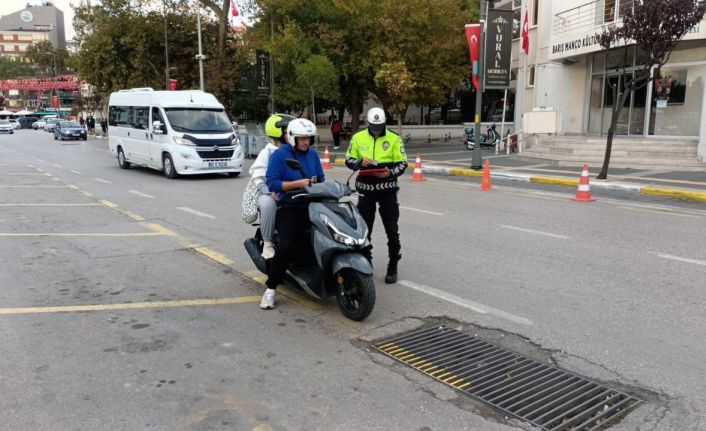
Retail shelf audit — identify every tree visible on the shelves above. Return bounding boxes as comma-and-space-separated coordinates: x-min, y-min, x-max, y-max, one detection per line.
23, 40, 73, 75
251, 0, 472, 130
0, 57, 35, 79
596, 0, 705, 179
374, 61, 416, 135
296, 55, 339, 120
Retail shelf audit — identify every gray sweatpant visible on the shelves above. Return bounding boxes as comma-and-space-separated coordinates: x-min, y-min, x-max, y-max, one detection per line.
258, 194, 277, 241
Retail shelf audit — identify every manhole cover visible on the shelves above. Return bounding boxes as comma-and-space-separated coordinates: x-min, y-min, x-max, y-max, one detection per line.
374, 325, 642, 430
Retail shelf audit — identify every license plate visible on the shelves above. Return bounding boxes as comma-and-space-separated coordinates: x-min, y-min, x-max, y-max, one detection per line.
206, 161, 228, 169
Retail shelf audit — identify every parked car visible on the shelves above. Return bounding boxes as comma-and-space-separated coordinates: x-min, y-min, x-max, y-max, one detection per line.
44, 118, 60, 132
0, 120, 15, 134
33, 119, 46, 130
17, 117, 36, 129
54, 121, 87, 141
9, 119, 21, 130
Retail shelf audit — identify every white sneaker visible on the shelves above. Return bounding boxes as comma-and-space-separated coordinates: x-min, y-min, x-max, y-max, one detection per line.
262, 243, 275, 260
260, 288, 276, 310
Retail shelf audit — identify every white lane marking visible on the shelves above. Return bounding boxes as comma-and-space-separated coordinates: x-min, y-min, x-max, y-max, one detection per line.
398, 280, 533, 326
177, 207, 216, 219
129, 190, 155, 199
70, 170, 83, 175
51, 164, 62, 168
653, 253, 706, 267
94, 178, 112, 184
400, 206, 444, 216
499, 224, 569, 239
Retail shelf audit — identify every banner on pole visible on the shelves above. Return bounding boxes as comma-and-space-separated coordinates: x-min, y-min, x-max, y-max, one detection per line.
484, 9, 513, 89
256, 50, 270, 96
464, 24, 481, 92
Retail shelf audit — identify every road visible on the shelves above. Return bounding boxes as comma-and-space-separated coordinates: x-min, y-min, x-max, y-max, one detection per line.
1, 129, 705, 430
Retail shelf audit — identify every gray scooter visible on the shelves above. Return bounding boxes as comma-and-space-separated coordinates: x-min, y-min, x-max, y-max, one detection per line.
243, 159, 375, 321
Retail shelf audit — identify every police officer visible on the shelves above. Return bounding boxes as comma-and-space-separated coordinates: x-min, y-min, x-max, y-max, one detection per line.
345, 107, 408, 284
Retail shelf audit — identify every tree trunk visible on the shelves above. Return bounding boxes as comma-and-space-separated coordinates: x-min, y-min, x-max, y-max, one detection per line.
350, 90, 361, 132
597, 86, 632, 179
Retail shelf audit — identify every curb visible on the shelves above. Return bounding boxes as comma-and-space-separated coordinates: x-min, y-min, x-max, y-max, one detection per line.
330, 158, 706, 203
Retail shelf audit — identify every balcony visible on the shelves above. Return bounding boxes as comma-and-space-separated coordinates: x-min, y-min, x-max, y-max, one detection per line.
553, 0, 634, 38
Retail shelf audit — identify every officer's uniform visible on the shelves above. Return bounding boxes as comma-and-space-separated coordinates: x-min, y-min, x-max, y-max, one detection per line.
345, 127, 408, 282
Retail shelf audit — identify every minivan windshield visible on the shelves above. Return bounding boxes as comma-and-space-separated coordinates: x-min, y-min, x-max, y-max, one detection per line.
164, 108, 232, 134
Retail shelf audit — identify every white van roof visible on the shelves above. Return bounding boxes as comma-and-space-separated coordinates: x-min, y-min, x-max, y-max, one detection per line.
108, 88, 224, 109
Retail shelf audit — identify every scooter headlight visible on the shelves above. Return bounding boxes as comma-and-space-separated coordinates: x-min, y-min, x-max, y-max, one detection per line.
320, 214, 363, 247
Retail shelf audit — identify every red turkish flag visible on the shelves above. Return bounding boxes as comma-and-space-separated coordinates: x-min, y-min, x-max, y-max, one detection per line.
464, 24, 481, 91
522, 9, 530, 55
229, 0, 244, 33
168, 79, 178, 91
52, 96, 59, 109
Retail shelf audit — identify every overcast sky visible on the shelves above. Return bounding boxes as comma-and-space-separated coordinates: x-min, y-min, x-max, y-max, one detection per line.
0, 0, 76, 39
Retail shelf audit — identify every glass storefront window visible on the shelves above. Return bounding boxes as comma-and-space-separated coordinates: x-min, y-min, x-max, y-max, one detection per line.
649, 65, 704, 136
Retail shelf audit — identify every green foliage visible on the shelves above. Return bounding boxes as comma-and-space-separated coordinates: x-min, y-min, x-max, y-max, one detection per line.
0, 57, 35, 79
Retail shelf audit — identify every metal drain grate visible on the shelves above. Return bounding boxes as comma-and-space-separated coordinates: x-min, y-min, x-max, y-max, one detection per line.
374, 325, 642, 431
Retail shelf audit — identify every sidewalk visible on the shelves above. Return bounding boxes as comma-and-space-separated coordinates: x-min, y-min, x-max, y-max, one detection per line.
329, 152, 706, 203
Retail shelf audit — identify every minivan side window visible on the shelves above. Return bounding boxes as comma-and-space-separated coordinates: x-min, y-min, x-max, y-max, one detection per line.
133, 106, 149, 129
151, 107, 166, 133
109, 106, 134, 127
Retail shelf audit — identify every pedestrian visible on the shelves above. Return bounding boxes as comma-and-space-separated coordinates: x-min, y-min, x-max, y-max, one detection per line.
330, 115, 343, 149
87, 116, 95, 135
345, 107, 408, 284
100, 119, 107, 135
260, 118, 325, 310
79, 116, 85, 129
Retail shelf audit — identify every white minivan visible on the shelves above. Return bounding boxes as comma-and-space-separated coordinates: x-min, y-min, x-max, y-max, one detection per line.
108, 88, 243, 178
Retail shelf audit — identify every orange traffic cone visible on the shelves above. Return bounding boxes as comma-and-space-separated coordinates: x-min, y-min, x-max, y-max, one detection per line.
572, 164, 596, 202
411, 153, 426, 181
481, 160, 492, 190
322, 146, 331, 170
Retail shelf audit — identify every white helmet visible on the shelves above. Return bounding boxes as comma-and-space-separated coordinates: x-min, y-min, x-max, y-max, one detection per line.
286, 118, 318, 147
367, 107, 386, 133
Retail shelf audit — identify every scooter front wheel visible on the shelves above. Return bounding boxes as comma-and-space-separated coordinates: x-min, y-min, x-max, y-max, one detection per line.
337, 269, 375, 321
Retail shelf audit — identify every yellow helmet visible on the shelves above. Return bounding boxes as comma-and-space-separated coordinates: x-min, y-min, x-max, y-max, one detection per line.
265, 113, 296, 142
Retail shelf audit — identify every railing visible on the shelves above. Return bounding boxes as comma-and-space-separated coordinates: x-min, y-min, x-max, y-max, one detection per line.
553, 0, 634, 37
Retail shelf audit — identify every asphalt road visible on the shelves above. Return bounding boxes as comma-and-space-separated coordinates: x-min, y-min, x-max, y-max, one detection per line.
1, 129, 705, 431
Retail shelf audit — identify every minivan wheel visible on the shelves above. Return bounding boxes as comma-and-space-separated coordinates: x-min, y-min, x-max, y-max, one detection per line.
117, 147, 131, 169
163, 154, 178, 179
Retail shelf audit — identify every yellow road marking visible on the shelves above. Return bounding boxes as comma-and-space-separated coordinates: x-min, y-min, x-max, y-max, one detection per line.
99, 199, 119, 209
642, 187, 706, 203
0, 185, 71, 188
191, 245, 234, 265
530, 176, 579, 187
0, 232, 168, 237
0, 296, 262, 315
0, 203, 101, 207
140, 222, 177, 236
80, 190, 92, 196
123, 211, 146, 221
249, 273, 323, 311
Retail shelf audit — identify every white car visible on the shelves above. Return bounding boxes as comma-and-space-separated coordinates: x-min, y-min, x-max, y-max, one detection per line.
33, 119, 46, 130
0, 120, 15, 134
9, 119, 21, 130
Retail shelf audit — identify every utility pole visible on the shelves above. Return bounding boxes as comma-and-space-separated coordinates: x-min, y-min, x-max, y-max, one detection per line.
471, 0, 490, 170
196, 0, 205, 91
269, 18, 275, 113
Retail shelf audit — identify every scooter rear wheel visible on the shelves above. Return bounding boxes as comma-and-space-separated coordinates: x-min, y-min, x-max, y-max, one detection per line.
336, 269, 375, 321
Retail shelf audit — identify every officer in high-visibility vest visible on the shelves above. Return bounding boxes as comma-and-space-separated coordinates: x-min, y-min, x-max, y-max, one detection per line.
345, 107, 408, 284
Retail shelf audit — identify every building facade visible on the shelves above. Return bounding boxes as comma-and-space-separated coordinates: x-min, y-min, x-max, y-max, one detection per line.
0, 2, 66, 50
500, 0, 706, 161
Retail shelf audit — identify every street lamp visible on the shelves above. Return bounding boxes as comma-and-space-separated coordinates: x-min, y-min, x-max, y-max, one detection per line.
195, 0, 205, 91
39, 51, 58, 113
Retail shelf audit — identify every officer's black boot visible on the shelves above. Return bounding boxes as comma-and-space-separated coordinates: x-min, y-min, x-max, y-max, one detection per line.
385, 255, 400, 284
